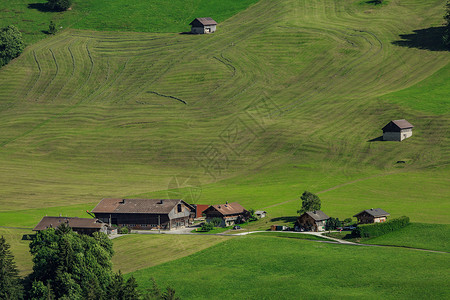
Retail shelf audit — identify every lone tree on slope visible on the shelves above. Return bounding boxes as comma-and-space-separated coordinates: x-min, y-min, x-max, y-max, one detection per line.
47, 0, 72, 11
297, 191, 321, 214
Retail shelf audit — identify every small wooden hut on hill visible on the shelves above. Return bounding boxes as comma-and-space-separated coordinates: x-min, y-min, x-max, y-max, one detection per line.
189, 17, 217, 34
382, 119, 413, 141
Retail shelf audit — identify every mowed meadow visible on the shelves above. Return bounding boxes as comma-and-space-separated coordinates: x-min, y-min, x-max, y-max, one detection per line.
0, 0, 449, 296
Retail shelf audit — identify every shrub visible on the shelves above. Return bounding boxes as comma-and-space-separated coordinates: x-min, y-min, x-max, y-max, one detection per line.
352, 216, 410, 238
325, 217, 341, 230
200, 223, 213, 232
210, 217, 222, 227
119, 227, 129, 234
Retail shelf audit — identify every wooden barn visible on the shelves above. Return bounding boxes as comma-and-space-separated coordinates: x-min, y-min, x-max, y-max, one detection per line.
33, 216, 107, 235
297, 210, 330, 232
353, 208, 390, 224
203, 202, 248, 227
91, 198, 194, 230
382, 119, 414, 141
189, 17, 217, 34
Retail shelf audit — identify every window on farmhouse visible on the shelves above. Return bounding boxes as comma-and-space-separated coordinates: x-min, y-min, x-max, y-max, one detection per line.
178, 204, 182, 213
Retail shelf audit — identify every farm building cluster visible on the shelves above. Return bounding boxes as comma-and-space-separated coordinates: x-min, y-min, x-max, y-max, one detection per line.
33, 199, 262, 235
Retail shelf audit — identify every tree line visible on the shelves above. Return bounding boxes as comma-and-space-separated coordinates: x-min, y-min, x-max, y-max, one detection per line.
0, 224, 180, 300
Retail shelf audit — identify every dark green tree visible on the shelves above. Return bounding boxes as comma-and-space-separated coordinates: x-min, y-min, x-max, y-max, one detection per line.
0, 236, 23, 299
0, 25, 25, 67
297, 191, 321, 214
47, 0, 72, 11
209, 218, 222, 227
325, 217, 342, 230
143, 278, 180, 300
444, 0, 450, 47
343, 218, 353, 225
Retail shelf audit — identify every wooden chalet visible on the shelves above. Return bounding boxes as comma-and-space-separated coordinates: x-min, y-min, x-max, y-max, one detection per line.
33, 216, 107, 235
203, 202, 248, 227
91, 198, 194, 230
297, 210, 330, 232
189, 17, 217, 34
382, 119, 413, 141
353, 208, 390, 224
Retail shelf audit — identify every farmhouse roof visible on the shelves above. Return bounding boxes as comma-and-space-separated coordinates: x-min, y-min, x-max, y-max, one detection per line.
189, 17, 217, 26
303, 210, 330, 221
382, 119, 414, 131
33, 216, 104, 231
207, 202, 247, 216
353, 208, 390, 218
92, 198, 192, 214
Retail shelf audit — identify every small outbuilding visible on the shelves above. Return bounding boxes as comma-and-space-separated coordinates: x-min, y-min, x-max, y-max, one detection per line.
203, 202, 248, 227
382, 119, 414, 141
33, 216, 107, 235
255, 210, 267, 219
297, 210, 330, 232
353, 208, 390, 224
189, 17, 217, 34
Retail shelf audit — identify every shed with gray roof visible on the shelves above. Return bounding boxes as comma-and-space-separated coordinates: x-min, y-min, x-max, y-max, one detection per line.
297, 210, 330, 232
382, 119, 414, 141
189, 17, 217, 34
353, 208, 390, 224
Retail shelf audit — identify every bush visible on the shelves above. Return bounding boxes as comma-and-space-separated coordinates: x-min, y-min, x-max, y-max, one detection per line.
325, 217, 341, 230
352, 216, 410, 238
210, 217, 222, 227
200, 223, 214, 232
119, 227, 129, 234
47, 0, 72, 11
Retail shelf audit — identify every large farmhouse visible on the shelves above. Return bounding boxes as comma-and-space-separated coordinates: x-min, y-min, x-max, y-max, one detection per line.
189, 17, 217, 34
203, 202, 248, 227
91, 198, 194, 230
297, 210, 330, 232
382, 119, 414, 141
33, 216, 107, 235
353, 208, 390, 224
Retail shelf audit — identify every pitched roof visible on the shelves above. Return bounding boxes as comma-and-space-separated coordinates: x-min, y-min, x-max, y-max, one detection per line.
382, 119, 414, 131
189, 17, 217, 26
91, 198, 189, 214
302, 210, 329, 221
353, 208, 390, 218
206, 202, 247, 216
33, 216, 104, 231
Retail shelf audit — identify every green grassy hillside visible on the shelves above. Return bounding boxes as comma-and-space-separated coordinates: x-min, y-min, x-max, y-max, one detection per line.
129, 236, 450, 299
0, 0, 449, 277
1, 0, 258, 44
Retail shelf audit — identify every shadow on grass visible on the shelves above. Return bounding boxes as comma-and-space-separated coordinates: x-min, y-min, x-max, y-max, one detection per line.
392, 26, 449, 51
270, 216, 297, 224
365, 0, 383, 4
367, 136, 383, 142
28, 3, 52, 12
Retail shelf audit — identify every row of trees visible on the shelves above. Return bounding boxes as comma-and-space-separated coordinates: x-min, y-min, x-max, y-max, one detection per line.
0, 224, 180, 299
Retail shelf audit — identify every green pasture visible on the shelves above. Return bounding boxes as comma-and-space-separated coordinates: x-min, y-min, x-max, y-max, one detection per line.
112, 234, 229, 274
365, 223, 450, 252
0, 0, 449, 280
129, 236, 450, 299
0, 0, 258, 44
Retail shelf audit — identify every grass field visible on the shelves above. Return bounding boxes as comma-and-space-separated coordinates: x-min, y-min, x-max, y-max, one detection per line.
129, 235, 450, 299
0, 0, 258, 44
112, 234, 229, 274
0, 0, 449, 284
364, 223, 450, 252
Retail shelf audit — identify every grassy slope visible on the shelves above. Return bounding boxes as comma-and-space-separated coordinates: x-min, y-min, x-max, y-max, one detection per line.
112, 234, 229, 273
129, 236, 450, 299
0, 0, 449, 275
0, 0, 258, 44
0, 228, 33, 275
364, 223, 450, 252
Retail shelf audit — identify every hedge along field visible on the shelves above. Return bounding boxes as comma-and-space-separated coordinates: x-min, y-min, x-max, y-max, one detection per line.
0, 0, 259, 44
129, 236, 450, 299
